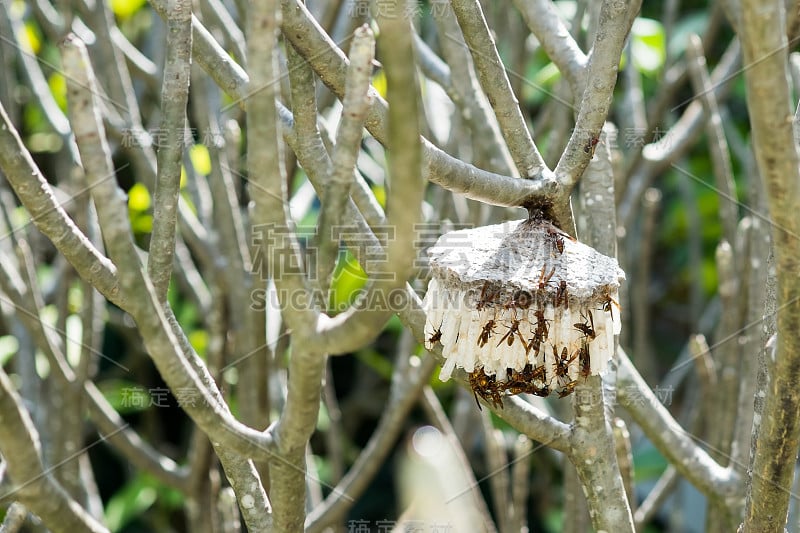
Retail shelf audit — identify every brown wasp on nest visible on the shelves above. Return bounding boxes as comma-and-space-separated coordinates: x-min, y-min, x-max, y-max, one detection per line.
422, 213, 624, 408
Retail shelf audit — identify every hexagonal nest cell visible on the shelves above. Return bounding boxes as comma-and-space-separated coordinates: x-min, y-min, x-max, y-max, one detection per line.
422, 216, 625, 407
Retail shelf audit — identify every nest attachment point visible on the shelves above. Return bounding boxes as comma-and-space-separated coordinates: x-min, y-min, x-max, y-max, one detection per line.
422, 218, 625, 406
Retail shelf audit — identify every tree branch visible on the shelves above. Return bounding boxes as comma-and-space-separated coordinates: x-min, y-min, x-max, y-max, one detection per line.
148, 0, 193, 301
739, 0, 800, 528
0, 102, 122, 307
449, 0, 547, 178
555, 0, 639, 192
511, 0, 587, 93
617, 348, 739, 500
0, 368, 106, 533
315, 25, 374, 292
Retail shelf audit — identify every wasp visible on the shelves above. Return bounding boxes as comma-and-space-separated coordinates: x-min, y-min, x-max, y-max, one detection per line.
584, 135, 600, 157
579, 343, 591, 380
573, 310, 596, 340
476, 281, 499, 311
525, 335, 543, 357
526, 309, 550, 356
599, 291, 621, 322
533, 309, 550, 338
469, 369, 504, 410
554, 280, 569, 309
498, 318, 528, 352
477, 319, 497, 347
553, 346, 578, 383
504, 366, 529, 395
549, 232, 565, 254
543, 224, 575, 255
517, 363, 548, 385
558, 380, 578, 398
427, 328, 442, 346
537, 265, 556, 293
530, 383, 551, 397
425, 320, 444, 348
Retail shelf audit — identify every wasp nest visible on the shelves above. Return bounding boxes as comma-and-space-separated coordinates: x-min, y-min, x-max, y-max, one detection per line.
422, 216, 624, 407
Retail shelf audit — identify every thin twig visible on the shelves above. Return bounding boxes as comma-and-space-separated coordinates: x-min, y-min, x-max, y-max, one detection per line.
685, 34, 738, 247
480, 414, 510, 533
633, 466, 678, 529
0, 102, 122, 306
730, 218, 768, 471
0, 368, 106, 532
428, 2, 516, 176
449, 0, 547, 178
511, 0, 587, 93
619, 39, 741, 228
305, 356, 438, 532
510, 435, 532, 533
632, 187, 660, 382
277, 0, 554, 205
617, 348, 739, 499
315, 4, 424, 353
555, 0, 639, 194
148, 0, 193, 302
316, 25, 374, 292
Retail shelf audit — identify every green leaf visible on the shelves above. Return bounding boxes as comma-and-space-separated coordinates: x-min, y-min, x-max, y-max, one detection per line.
631, 18, 666, 75
372, 68, 387, 99
105, 473, 184, 532
104, 473, 158, 532
371, 184, 386, 209
131, 213, 153, 234
0, 336, 19, 367
99, 380, 151, 414
22, 20, 42, 55
329, 252, 368, 312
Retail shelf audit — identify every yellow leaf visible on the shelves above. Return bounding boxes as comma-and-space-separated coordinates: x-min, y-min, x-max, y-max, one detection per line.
109, 0, 147, 19
127, 183, 151, 212
48, 73, 67, 112
371, 185, 386, 209
371, 69, 387, 99
23, 21, 41, 54
189, 144, 211, 175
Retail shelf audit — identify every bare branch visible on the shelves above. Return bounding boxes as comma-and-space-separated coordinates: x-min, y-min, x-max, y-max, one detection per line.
449, 0, 547, 178
685, 34, 738, 247
570, 123, 633, 531
316, 25, 374, 291
511, 0, 587, 92
633, 466, 678, 528
305, 356, 438, 532
149, 0, 193, 301
740, 0, 800, 526
0, 368, 106, 533
0, 103, 122, 306
279, 0, 554, 206
617, 348, 739, 499
555, 0, 637, 191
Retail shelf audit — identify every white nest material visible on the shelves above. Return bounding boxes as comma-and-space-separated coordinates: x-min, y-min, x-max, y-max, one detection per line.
422, 218, 625, 397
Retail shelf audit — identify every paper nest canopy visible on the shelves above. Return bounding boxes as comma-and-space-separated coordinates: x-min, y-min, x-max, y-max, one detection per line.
422, 218, 625, 400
